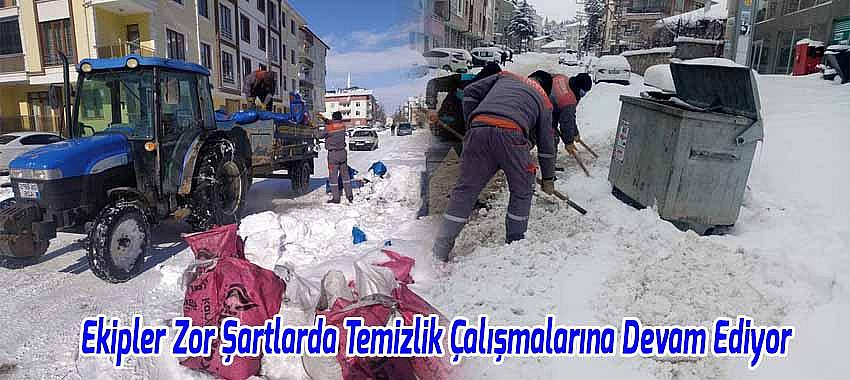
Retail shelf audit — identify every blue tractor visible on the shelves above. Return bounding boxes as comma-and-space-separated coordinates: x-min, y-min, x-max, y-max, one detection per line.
0, 55, 257, 282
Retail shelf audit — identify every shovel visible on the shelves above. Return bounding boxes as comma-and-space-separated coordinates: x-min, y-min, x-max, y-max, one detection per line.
536, 178, 588, 215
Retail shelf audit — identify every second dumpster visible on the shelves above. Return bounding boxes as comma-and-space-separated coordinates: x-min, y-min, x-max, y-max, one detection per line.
608, 58, 765, 234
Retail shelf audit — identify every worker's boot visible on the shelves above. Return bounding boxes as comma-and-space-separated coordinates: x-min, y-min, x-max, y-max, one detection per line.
347, 196, 354, 203
327, 199, 340, 204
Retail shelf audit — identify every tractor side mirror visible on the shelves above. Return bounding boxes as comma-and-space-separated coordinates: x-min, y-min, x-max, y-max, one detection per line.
48, 85, 62, 109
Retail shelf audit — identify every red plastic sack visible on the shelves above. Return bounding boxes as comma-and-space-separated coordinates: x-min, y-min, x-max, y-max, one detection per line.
181, 225, 285, 380
393, 285, 456, 380
376, 249, 416, 285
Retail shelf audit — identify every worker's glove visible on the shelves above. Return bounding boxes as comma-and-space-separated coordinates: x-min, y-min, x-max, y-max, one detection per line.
565, 142, 578, 155
541, 178, 556, 195
574, 134, 582, 143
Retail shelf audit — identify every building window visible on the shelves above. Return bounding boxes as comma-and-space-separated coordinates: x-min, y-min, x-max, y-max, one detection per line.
242, 56, 252, 77
282, 43, 287, 60
259, 64, 267, 71
258, 26, 266, 51
0, 18, 23, 55
258, 0, 265, 13
220, 5, 233, 40
290, 49, 295, 64
270, 36, 279, 61
198, 0, 209, 18
283, 75, 287, 91
166, 28, 186, 60
291, 19, 296, 35
40, 19, 74, 66
172, 0, 183, 5
222, 51, 235, 83
268, 2, 277, 29
200, 42, 212, 69
240, 14, 250, 43
291, 78, 296, 92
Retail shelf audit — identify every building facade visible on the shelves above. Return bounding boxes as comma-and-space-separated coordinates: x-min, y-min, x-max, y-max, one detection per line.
493, 0, 516, 46
0, 0, 328, 134
602, 0, 706, 52
750, 0, 850, 74
323, 88, 375, 127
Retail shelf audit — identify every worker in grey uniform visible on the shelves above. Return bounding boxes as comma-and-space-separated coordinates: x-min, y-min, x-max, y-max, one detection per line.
545, 72, 592, 154
433, 71, 559, 262
319, 111, 354, 204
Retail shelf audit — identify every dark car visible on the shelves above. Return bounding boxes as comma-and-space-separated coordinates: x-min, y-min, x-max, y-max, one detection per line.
396, 123, 413, 136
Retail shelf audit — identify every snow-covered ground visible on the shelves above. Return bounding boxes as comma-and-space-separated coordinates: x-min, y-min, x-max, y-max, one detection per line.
0, 52, 847, 379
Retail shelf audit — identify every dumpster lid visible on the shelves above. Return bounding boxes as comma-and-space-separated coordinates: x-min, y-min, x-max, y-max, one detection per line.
670, 58, 762, 120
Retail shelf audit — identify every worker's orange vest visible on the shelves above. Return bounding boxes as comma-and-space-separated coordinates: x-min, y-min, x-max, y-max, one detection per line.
551, 74, 577, 109
499, 71, 553, 110
326, 121, 346, 133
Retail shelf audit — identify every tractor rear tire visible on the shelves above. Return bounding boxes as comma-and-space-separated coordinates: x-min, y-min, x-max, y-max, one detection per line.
291, 160, 312, 196
87, 201, 149, 283
188, 147, 247, 232
0, 198, 48, 268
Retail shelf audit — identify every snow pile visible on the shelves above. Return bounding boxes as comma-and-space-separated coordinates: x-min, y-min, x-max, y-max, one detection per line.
621, 47, 676, 57
673, 36, 724, 45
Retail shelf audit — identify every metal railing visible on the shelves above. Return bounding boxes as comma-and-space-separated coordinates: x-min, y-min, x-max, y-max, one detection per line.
0, 54, 25, 73
95, 40, 158, 59
0, 116, 64, 135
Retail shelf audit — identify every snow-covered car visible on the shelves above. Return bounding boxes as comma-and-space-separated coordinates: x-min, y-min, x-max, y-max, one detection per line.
559, 50, 579, 66
471, 47, 501, 66
423, 48, 471, 73
349, 129, 379, 151
0, 132, 64, 172
592, 55, 632, 84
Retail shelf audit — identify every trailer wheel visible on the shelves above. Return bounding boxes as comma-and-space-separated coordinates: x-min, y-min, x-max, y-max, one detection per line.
291, 160, 312, 195
87, 201, 149, 283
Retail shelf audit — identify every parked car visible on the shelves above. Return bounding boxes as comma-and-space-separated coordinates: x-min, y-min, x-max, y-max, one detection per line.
349, 129, 379, 151
423, 48, 471, 73
471, 47, 501, 66
559, 50, 579, 66
396, 123, 413, 136
0, 132, 65, 172
443, 48, 473, 68
592, 55, 632, 84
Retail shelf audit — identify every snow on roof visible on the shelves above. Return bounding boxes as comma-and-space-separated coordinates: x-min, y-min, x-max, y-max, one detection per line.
674, 36, 724, 45
657, 0, 728, 27
796, 38, 824, 47
827, 44, 850, 51
542, 40, 567, 49
621, 46, 676, 57
533, 35, 553, 41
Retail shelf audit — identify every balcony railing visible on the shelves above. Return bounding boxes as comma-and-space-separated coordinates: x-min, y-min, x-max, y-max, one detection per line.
0, 0, 16, 9
0, 116, 64, 135
0, 54, 25, 73
95, 40, 158, 59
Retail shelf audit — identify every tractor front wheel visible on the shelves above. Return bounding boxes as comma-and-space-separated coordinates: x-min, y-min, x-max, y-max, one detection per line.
87, 201, 149, 283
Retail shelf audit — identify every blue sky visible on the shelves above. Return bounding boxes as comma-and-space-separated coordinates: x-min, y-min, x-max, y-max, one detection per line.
290, 0, 425, 111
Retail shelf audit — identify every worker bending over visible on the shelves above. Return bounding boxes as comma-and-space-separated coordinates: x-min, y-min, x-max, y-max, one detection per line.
433, 71, 558, 262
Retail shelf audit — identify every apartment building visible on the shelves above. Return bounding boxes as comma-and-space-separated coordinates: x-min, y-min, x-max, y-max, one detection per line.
602, 0, 706, 52
323, 88, 375, 127
299, 25, 328, 113
493, 0, 516, 46
0, 0, 328, 133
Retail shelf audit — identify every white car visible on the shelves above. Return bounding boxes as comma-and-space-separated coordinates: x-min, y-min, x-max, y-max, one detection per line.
349, 129, 379, 151
559, 50, 579, 66
471, 47, 502, 66
423, 48, 471, 73
592, 55, 632, 84
0, 132, 65, 172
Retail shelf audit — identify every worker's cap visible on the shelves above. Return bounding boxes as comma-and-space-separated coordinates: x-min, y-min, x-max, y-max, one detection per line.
528, 70, 553, 95
570, 73, 593, 94
332, 111, 343, 121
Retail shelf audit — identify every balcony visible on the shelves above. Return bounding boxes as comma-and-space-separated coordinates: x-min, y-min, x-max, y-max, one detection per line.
95, 40, 158, 59
90, 0, 156, 14
0, 54, 25, 73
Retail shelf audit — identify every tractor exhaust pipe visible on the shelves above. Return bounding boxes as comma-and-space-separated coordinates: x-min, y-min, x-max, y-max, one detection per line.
58, 51, 72, 137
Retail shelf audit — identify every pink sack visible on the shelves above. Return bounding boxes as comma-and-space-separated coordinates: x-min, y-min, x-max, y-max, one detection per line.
181, 225, 285, 380
393, 285, 457, 380
376, 249, 416, 285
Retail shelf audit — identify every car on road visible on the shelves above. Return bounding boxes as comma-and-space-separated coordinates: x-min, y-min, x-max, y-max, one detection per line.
592, 55, 632, 84
423, 48, 471, 73
559, 50, 580, 66
349, 129, 379, 151
471, 47, 502, 66
396, 123, 413, 136
0, 132, 64, 172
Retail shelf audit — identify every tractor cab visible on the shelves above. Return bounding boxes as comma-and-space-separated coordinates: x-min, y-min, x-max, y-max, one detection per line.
1, 55, 249, 282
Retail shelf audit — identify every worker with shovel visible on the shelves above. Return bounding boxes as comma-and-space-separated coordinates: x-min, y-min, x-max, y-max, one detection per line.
432, 70, 558, 262
319, 111, 354, 204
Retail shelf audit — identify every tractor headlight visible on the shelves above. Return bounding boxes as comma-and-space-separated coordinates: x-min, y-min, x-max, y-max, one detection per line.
126, 58, 139, 69
32, 169, 63, 180
10, 168, 62, 180
80, 63, 92, 73
9, 168, 33, 179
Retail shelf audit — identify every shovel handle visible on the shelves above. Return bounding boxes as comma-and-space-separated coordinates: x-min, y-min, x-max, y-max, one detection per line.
578, 140, 599, 158
536, 178, 588, 215
569, 150, 592, 177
